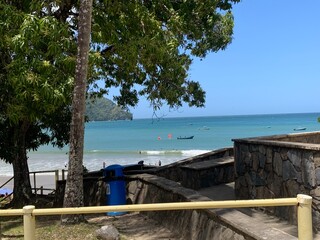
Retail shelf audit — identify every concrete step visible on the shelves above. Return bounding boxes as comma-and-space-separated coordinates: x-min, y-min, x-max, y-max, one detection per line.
179, 156, 235, 189
199, 182, 320, 240
181, 156, 234, 170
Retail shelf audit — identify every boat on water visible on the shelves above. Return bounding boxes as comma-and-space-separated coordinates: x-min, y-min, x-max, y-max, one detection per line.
177, 136, 194, 140
294, 127, 307, 131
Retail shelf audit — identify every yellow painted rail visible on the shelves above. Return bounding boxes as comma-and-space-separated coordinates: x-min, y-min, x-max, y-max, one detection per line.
0, 194, 313, 240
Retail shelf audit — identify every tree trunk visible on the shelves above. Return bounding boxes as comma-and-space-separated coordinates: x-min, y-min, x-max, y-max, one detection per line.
62, 0, 93, 224
12, 121, 32, 208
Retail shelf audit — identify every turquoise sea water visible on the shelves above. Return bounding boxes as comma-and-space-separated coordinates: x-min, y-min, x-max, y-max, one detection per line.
1, 112, 320, 175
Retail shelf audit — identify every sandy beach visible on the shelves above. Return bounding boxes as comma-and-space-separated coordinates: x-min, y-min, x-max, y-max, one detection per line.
0, 172, 66, 194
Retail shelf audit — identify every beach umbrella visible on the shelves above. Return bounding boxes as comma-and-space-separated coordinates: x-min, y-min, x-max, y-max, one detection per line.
0, 188, 13, 195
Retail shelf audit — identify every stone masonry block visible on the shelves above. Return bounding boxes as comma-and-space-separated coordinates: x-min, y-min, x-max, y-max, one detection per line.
259, 152, 266, 168
287, 150, 302, 170
244, 152, 252, 166
316, 168, 320, 185
250, 144, 259, 152
273, 152, 283, 177
266, 147, 273, 163
314, 152, 320, 168
259, 145, 266, 155
311, 186, 320, 198
302, 152, 316, 187
284, 179, 300, 197
280, 149, 288, 160
268, 174, 282, 197
245, 172, 253, 188
240, 144, 249, 154
265, 163, 272, 172
283, 160, 301, 182
252, 152, 259, 171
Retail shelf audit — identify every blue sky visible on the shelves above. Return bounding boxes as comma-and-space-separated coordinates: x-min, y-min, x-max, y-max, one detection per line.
122, 1, 320, 119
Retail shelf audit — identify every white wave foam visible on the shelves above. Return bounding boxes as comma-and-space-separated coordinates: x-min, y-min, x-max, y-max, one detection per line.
181, 150, 211, 156
89, 149, 103, 153
142, 150, 164, 155
141, 149, 211, 156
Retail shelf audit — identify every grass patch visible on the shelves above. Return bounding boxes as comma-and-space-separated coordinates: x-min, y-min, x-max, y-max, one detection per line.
36, 222, 99, 240
0, 217, 24, 239
0, 217, 101, 240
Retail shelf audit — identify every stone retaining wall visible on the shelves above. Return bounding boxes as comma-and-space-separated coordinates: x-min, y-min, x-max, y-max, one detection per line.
179, 157, 234, 189
233, 131, 320, 229
151, 147, 234, 189
127, 174, 250, 240
260, 131, 320, 144
53, 149, 235, 207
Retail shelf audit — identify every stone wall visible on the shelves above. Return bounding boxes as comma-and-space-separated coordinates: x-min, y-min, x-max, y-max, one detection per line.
259, 131, 320, 144
233, 132, 320, 229
151, 147, 234, 189
179, 156, 234, 189
53, 149, 235, 207
127, 174, 250, 240
127, 173, 299, 240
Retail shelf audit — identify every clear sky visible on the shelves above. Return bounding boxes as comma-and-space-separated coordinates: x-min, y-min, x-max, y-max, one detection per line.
121, 1, 320, 119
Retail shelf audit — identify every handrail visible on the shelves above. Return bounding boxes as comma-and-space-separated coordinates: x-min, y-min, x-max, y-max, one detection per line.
30, 170, 58, 174
32, 197, 299, 215
0, 194, 313, 240
0, 171, 60, 206
31, 187, 55, 196
0, 176, 14, 207
0, 176, 14, 189
0, 170, 61, 193
29, 170, 60, 195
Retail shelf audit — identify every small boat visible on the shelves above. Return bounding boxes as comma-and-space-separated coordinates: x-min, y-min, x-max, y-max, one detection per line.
199, 126, 210, 130
294, 127, 306, 131
177, 136, 194, 140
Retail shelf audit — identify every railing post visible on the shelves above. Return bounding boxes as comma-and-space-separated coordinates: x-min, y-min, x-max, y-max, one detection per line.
23, 205, 36, 240
55, 170, 59, 190
33, 173, 36, 196
297, 194, 313, 240
62, 169, 65, 180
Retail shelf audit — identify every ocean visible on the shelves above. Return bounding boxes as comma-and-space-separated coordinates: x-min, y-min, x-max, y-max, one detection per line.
1, 112, 320, 176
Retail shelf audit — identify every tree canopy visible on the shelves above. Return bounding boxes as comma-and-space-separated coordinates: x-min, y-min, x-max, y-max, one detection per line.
0, 2, 75, 206
0, 2, 75, 154
0, 0, 240, 207
91, 0, 239, 109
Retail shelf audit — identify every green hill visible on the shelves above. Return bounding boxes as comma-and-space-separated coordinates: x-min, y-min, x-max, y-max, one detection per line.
86, 97, 133, 121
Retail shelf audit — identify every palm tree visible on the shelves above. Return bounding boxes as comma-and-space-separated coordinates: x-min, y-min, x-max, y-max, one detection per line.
62, 0, 93, 224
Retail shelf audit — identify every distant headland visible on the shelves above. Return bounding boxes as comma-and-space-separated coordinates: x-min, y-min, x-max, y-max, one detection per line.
86, 97, 132, 121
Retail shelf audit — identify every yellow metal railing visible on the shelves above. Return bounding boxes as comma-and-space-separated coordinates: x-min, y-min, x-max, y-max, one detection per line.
0, 194, 313, 240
